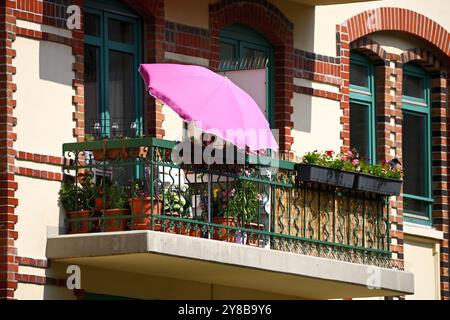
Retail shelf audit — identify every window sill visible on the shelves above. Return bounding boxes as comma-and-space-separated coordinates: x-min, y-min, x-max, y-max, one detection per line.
404, 223, 444, 241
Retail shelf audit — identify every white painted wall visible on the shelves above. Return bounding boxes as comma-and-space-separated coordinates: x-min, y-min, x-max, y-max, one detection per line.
291, 94, 342, 157
13, 36, 76, 156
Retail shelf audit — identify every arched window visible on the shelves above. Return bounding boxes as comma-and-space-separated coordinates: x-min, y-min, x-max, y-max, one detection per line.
402, 63, 432, 225
219, 24, 274, 127
349, 51, 376, 162
84, 0, 142, 138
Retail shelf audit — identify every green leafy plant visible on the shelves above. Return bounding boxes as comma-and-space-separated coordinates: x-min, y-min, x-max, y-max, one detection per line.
228, 180, 260, 224
163, 188, 190, 218
59, 182, 79, 212
107, 184, 127, 209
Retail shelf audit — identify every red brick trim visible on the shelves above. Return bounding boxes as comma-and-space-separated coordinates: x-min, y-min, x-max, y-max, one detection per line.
0, 0, 19, 300
16, 26, 73, 47
16, 167, 63, 182
16, 256, 48, 269
209, 0, 294, 155
294, 49, 342, 86
16, 273, 65, 287
16, 151, 64, 166
164, 21, 210, 60
293, 85, 341, 102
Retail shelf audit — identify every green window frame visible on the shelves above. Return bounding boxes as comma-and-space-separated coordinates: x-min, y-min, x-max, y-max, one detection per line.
219, 24, 275, 127
349, 51, 376, 163
84, 0, 142, 137
402, 63, 433, 225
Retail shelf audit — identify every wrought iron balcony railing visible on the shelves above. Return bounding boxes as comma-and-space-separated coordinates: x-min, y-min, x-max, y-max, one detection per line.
62, 137, 397, 269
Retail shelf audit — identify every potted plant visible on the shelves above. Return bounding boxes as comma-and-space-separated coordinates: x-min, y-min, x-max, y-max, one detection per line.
59, 180, 92, 234
162, 188, 192, 235
296, 150, 357, 188
128, 180, 162, 230
104, 184, 129, 232
230, 180, 265, 246
210, 188, 240, 243
354, 160, 403, 196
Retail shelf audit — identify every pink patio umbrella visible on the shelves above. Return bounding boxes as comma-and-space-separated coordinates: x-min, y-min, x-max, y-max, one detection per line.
139, 63, 278, 152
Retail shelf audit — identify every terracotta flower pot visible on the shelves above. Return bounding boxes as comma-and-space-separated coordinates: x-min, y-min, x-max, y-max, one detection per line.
244, 222, 265, 246
95, 197, 104, 210
106, 147, 127, 160
177, 221, 202, 237
129, 197, 162, 231
162, 212, 180, 234
92, 150, 105, 161
126, 146, 149, 159
104, 208, 130, 232
212, 216, 239, 242
67, 210, 91, 234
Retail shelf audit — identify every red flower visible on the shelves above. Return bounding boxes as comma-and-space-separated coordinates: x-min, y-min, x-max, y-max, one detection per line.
325, 150, 334, 157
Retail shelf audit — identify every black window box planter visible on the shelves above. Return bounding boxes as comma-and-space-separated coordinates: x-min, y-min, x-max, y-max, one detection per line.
295, 163, 356, 189
354, 173, 402, 196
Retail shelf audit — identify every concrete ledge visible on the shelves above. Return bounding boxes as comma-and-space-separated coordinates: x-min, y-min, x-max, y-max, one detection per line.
404, 224, 444, 241
47, 231, 414, 299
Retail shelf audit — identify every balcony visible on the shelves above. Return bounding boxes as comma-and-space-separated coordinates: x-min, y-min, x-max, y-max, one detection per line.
46, 137, 413, 299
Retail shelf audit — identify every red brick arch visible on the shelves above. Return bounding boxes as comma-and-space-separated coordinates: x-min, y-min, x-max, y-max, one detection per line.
350, 36, 387, 64
209, 0, 294, 155
401, 48, 446, 73
344, 7, 450, 60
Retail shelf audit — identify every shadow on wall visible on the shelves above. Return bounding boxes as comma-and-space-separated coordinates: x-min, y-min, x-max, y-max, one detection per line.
39, 40, 74, 85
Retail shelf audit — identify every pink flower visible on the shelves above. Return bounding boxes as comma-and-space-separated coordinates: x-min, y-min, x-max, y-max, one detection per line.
347, 151, 354, 158
352, 159, 360, 166
339, 155, 348, 161
325, 150, 334, 157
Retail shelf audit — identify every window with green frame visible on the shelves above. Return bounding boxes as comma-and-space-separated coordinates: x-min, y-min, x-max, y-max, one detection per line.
84, 0, 142, 138
402, 63, 433, 225
219, 24, 274, 127
349, 51, 376, 163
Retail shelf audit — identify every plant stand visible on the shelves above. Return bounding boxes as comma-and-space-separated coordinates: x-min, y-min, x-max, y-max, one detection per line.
354, 174, 402, 196
296, 163, 356, 188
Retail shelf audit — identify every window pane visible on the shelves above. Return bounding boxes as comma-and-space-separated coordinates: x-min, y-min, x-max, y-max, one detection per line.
84, 44, 101, 134
404, 198, 429, 218
220, 42, 236, 60
242, 47, 266, 60
108, 18, 134, 44
350, 63, 369, 88
108, 50, 135, 137
350, 103, 370, 161
402, 112, 427, 197
85, 13, 100, 37
403, 73, 424, 99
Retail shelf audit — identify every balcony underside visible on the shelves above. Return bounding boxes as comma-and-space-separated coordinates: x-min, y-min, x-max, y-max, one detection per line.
47, 231, 413, 299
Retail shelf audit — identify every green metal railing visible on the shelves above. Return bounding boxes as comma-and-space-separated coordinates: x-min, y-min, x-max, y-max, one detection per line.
62, 137, 397, 268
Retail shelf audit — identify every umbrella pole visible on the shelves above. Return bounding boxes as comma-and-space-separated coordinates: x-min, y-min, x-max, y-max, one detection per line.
207, 169, 212, 239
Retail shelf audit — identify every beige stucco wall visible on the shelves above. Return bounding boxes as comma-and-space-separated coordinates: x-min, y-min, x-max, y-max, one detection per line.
48, 262, 300, 300
314, 0, 450, 56
13, 36, 76, 156
404, 236, 441, 300
15, 176, 63, 260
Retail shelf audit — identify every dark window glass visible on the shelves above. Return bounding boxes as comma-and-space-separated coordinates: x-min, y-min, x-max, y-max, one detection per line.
108, 50, 135, 136
402, 112, 427, 198
403, 73, 424, 99
404, 198, 429, 218
350, 63, 369, 88
220, 42, 236, 60
84, 44, 100, 133
85, 13, 100, 37
350, 103, 370, 161
108, 18, 134, 44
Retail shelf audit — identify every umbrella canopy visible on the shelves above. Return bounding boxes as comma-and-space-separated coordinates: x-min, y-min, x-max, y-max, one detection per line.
139, 63, 278, 152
